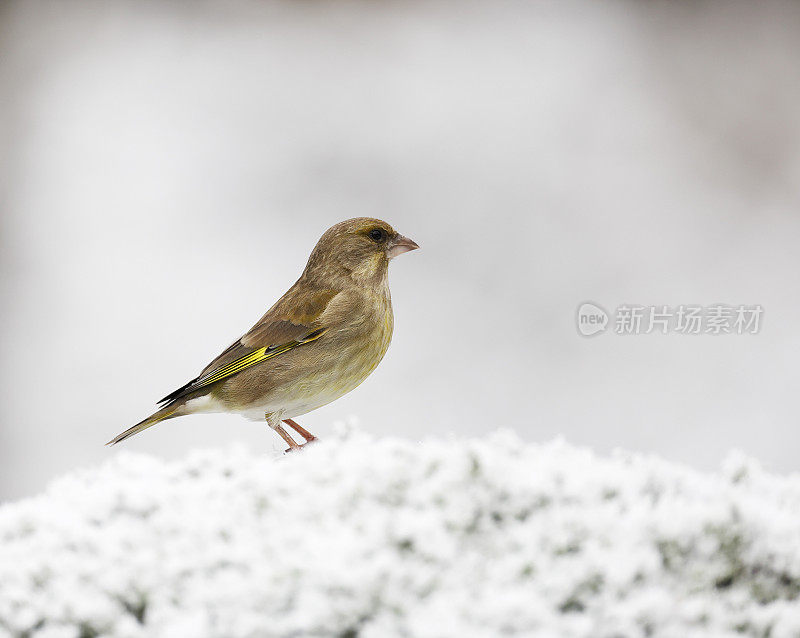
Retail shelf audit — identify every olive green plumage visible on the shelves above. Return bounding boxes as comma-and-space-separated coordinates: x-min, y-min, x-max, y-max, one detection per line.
107, 218, 418, 448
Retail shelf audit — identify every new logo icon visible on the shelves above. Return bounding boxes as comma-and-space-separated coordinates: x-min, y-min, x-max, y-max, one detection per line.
576, 302, 608, 336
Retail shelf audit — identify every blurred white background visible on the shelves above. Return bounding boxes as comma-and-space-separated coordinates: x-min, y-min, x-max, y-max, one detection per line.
2, 0, 799, 500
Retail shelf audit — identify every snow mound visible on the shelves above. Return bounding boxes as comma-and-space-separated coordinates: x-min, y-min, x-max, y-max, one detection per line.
2, 430, 800, 638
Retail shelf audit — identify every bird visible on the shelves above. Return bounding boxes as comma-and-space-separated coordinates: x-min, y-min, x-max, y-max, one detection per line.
106, 217, 419, 450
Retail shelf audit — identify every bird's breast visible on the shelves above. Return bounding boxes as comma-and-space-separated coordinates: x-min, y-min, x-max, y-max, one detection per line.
307, 292, 394, 397
232, 291, 394, 420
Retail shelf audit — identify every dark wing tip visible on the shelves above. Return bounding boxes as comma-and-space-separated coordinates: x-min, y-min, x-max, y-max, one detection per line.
157, 379, 197, 406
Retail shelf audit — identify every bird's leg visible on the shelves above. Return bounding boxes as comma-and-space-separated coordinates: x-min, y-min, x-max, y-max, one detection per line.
266, 415, 302, 452
283, 418, 318, 444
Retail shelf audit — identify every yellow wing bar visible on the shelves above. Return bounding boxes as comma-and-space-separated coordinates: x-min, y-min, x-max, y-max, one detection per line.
193, 328, 327, 390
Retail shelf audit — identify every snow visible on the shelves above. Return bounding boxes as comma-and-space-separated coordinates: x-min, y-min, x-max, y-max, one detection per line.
1, 428, 800, 638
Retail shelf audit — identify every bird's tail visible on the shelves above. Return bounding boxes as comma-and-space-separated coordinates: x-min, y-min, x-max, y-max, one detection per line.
106, 404, 183, 446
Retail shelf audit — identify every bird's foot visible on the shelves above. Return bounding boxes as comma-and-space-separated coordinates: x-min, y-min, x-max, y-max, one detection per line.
283, 418, 317, 442
283, 436, 318, 454
269, 417, 318, 453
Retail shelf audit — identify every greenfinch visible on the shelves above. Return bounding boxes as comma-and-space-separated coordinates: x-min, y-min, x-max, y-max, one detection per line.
107, 218, 418, 450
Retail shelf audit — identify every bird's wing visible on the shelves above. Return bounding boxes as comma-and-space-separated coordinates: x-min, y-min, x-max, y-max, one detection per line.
157, 287, 339, 406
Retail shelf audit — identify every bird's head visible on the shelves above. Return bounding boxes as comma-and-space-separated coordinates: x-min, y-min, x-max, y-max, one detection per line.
303, 218, 419, 285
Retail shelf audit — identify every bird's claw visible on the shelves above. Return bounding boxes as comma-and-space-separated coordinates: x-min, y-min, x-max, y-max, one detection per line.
283, 436, 318, 454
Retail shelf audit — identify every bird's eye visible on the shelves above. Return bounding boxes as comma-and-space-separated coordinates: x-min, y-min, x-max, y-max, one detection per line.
369, 228, 386, 242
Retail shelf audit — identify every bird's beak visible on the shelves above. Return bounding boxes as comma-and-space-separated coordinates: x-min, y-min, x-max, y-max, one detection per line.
387, 234, 420, 259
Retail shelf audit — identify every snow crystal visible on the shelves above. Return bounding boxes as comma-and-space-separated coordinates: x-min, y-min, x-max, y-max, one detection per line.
1, 429, 799, 638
